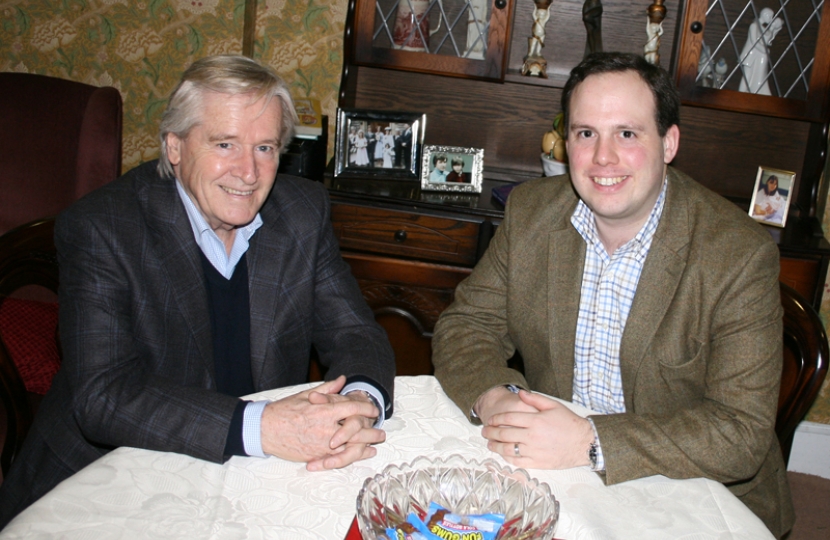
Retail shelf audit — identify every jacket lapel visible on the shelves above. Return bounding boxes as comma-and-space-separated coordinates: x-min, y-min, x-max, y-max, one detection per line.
547, 210, 585, 398
141, 172, 215, 383
246, 200, 287, 386
618, 171, 691, 410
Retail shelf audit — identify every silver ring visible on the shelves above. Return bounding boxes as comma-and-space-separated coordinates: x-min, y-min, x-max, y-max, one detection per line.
513, 442, 520, 457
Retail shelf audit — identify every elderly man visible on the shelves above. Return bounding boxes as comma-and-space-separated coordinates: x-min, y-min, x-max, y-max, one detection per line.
0, 55, 394, 527
433, 53, 792, 538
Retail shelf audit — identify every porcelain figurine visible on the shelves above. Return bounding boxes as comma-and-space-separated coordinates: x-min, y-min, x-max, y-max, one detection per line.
713, 57, 728, 88
644, 0, 665, 65
463, 0, 489, 60
697, 40, 713, 87
739, 7, 783, 95
521, 0, 554, 77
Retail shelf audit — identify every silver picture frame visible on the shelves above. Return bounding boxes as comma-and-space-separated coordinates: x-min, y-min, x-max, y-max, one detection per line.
420, 145, 484, 193
334, 108, 425, 180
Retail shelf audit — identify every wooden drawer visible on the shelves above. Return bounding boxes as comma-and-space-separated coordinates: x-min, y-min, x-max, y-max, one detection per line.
331, 203, 481, 266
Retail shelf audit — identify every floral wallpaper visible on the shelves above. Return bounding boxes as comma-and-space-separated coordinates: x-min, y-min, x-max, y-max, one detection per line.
0, 0, 344, 170
254, 0, 345, 155
1, 0, 830, 423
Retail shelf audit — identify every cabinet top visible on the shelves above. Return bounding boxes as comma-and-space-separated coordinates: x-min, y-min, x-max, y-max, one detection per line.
325, 173, 830, 254
325, 174, 512, 219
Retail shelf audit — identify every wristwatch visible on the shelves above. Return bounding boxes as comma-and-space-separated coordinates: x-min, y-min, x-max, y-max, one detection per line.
588, 439, 599, 471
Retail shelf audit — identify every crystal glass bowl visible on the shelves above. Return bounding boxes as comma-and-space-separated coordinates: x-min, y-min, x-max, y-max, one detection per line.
356, 454, 559, 540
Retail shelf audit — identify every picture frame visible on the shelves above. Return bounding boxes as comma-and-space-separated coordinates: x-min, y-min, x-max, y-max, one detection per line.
420, 145, 484, 193
334, 108, 425, 179
748, 166, 795, 228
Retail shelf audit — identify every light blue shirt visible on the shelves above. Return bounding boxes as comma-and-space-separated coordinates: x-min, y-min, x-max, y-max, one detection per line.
175, 181, 385, 458
430, 168, 449, 182
569, 178, 667, 470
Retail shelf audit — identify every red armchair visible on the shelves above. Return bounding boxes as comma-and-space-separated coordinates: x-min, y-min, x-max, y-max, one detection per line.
0, 72, 122, 235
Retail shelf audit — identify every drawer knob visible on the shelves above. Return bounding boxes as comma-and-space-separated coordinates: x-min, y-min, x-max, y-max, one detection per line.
394, 230, 407, 242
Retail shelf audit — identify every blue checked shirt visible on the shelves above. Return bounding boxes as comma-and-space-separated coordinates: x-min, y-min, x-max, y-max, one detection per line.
176, 181, 385, 458
570, 179, 667, 469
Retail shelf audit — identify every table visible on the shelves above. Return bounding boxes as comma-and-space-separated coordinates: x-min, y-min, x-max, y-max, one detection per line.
1, 376, 774, 539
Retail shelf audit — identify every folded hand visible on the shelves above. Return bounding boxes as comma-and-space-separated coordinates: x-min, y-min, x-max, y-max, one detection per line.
481, 390, 593, 470
260, 375, 385, 470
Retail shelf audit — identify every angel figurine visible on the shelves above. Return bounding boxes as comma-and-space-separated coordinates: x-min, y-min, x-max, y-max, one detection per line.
739, 7, 783, 95
522, 0, 554, 77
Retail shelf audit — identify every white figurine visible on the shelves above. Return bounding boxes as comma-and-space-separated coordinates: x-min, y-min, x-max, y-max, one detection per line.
697, 40, 713, 87
739, 7, 783, 95
463, 0, 488, 60
528, 2, 552, 58
522, 0, 554, 77
644, 0, 665, 65
713, 57, 728, 88
644, 16, 663, 65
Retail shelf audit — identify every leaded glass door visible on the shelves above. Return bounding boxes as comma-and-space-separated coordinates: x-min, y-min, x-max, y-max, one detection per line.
676, 0, 830, 121
352, 0, 515, 81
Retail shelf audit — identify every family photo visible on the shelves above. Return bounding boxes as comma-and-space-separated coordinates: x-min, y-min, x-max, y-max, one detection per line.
427, 152, 472, 184
749, 166, 794, 227
346, 121, 413, 170
420, 145, 484, 193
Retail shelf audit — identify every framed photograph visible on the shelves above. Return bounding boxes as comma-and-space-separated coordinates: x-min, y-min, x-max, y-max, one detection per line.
420, 145, 484, 193
334, 108, 425, 179
748, 166, 795, 228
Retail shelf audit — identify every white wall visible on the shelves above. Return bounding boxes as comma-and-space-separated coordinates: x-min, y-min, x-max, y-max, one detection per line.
787, 421, 830, 479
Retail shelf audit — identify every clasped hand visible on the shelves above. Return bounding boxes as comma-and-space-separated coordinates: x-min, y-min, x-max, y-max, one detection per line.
260, 375, 384, 471
476, 386, 594, 469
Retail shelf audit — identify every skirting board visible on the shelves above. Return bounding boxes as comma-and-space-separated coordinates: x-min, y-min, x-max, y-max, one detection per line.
787, 421, 830, 479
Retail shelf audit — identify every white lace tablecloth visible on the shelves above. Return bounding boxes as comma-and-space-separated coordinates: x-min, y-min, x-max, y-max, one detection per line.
1, 376, 773, 539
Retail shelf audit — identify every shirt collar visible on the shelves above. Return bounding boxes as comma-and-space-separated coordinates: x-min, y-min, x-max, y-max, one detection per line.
175, 179, 263, 278
571, 176, 668, 260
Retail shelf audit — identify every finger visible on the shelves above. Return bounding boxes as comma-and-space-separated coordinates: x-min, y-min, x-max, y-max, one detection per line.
308, 390, 345, 405
331, 421, 385, 449
293, 377, 345, 401
325, 443, 377, 469
305, 395, 379, 421
486, 439, 526, 461
328, 416, 363, 448
332, 399, 380, 420
313, 375, 347, 395
517, 389, 557, 411
481, 424, 521, 445
487, 410, 532, 429
307, 443, 377, 471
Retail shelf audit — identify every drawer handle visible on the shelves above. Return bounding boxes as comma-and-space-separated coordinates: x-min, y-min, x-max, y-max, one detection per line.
394, 230, 407, 242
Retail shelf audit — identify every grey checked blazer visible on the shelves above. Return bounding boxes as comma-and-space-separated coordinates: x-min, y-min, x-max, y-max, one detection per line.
0, 161, 394, 527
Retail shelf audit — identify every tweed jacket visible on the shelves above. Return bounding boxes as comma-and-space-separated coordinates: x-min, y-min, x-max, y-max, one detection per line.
432, 167, 793, 537
0, 160, 395, 527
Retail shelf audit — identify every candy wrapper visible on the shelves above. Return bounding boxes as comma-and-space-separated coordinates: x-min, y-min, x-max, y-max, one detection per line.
386, 503, 504, 540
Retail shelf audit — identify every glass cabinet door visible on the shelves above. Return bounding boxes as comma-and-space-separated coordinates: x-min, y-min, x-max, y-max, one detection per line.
675, 0, 830, 121
352, 0, 515, 81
